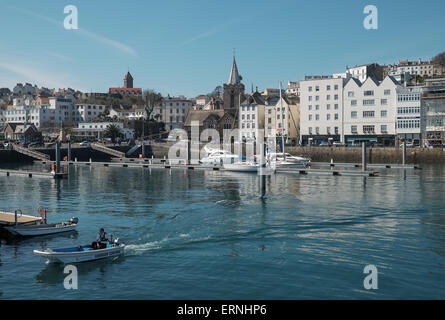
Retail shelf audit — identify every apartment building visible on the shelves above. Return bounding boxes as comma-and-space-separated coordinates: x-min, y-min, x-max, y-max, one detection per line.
75, 104, 107, 122
343, 76, 399, 146
153, 97, 192, 131
396, 86, 423, 145
239, 92, 265, 142
299, 77, 344, 145
422, 78, 445, 146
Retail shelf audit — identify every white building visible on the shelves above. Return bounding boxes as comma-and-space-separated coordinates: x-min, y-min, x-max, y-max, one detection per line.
75, 104, 106, 122
153, 97, 192, 131
343, 76, 399, 146
73, 122, 135, 140
387, 59, 444, 78
396, 86, 423, 145
3, 105, 51, 129
346, 63, 384, 83
286, 81, 300, 97
300, 77, 344, 145
239, 92, 265, 142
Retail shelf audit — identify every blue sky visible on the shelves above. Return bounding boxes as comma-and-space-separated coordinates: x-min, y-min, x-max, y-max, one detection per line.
0, 0, 444, 97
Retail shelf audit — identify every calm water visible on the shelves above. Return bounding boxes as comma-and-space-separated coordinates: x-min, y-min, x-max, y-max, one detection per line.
0, 163, 444, 299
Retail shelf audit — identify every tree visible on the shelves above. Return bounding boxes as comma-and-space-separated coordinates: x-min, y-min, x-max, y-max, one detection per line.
103, 124, 122, 143
142, 89, 163, 121
433, 51, 445, 67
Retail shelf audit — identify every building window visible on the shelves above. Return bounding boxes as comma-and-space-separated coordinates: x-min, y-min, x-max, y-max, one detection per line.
327, 114, 330, 120
363, 111, 375, 118
351, 125, 357, 133
381, 125, 387, 133
327, 85, 331, 91
381, 110, 387, 117
384, 89, 391, 95
334, 104, 339, 110
381, 99, 388, 105
334, 114, 339, 120
351, 111, 357, 118
327, 104, 331, 110
348, 91, 354, 97
363, 125, 375, 133
364, 90, 374, 96
363, 100, 375, 106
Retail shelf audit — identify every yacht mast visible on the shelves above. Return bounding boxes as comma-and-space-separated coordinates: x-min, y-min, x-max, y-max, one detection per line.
279, 82, 286, 161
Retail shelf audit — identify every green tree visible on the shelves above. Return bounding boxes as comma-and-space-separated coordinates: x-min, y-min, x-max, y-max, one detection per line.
103, 124, 122, 143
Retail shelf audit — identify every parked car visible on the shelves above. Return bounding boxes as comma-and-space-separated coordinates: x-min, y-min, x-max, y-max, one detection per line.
332, 141, 346, 147
79, 141, 91, 147
319, 142, 330, 147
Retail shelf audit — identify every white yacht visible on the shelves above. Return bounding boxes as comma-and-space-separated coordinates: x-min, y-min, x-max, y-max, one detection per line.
200, 149, 241, 166
268, 152, 311, 169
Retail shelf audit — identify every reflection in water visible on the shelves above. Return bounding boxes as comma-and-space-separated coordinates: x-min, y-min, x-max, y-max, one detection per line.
0, 163, 444, 299
35, 256, 125, 286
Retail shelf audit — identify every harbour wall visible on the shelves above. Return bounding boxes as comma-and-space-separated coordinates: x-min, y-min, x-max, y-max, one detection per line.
0, 146, 138, 163
1, 144, 444, 164
149, 144, 445, 165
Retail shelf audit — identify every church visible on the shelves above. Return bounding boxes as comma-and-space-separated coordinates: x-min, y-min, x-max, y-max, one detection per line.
184, 56, 245, 140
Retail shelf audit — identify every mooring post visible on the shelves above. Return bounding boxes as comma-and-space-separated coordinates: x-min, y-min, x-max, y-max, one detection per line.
68, 141, 72, 161
55, 141, 61, 173
141, 141, 146, 158
402, 141, 406, 166
362, 142, 367, 172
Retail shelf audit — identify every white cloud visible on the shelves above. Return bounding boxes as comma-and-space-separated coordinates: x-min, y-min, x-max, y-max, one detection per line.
0, 61, 85, 91
8, 5, 138, 57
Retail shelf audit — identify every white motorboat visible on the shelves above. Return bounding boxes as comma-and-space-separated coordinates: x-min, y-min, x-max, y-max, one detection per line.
5, 217, 78, 237
223, 162, 260, 172
200, 149, 241, 165
33, 240, 125, 264
268, 152, 311, 168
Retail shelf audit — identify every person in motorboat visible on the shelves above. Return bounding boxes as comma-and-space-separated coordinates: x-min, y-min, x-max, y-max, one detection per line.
92, 228, 109, 249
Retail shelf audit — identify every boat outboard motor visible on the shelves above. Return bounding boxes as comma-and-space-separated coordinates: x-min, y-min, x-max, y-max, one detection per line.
70, 217, 79, 224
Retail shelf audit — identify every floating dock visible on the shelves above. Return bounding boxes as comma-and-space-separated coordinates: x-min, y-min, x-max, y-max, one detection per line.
36, 160, 378, 177
0, 211, 41, 226
308, 162, 421, 170
0, 169, 67, 179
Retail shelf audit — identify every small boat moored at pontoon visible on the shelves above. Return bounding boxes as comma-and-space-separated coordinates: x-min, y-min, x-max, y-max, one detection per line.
5, 217, 78, 237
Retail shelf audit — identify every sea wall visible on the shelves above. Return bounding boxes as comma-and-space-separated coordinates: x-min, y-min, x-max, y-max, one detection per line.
147, 144, 445, 165
1, 144, 444, 164
284, 147, 445, 164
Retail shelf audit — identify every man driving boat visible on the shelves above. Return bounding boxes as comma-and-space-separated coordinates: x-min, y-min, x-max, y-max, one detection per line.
92, 228, 108, 249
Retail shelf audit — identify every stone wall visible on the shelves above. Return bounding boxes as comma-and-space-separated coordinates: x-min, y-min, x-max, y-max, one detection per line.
284, 147, 445, 164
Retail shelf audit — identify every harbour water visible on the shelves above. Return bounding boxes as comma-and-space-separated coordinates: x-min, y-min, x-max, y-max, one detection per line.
0, 163, 444, 299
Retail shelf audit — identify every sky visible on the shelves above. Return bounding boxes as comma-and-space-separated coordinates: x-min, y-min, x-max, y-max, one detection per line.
0, 0, 444, 97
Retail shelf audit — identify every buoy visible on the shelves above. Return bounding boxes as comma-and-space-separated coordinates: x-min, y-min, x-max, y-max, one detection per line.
44, 209, 47, 224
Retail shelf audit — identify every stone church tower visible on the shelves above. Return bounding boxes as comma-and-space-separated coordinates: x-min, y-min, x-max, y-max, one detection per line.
223, 56, 245, 113
124, 71, 134, 89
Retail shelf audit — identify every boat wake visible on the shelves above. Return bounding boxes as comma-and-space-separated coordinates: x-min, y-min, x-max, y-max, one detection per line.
125, 238, 169, 256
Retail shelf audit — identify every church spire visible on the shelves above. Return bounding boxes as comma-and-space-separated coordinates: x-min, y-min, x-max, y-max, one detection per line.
227, 56, 242, 85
